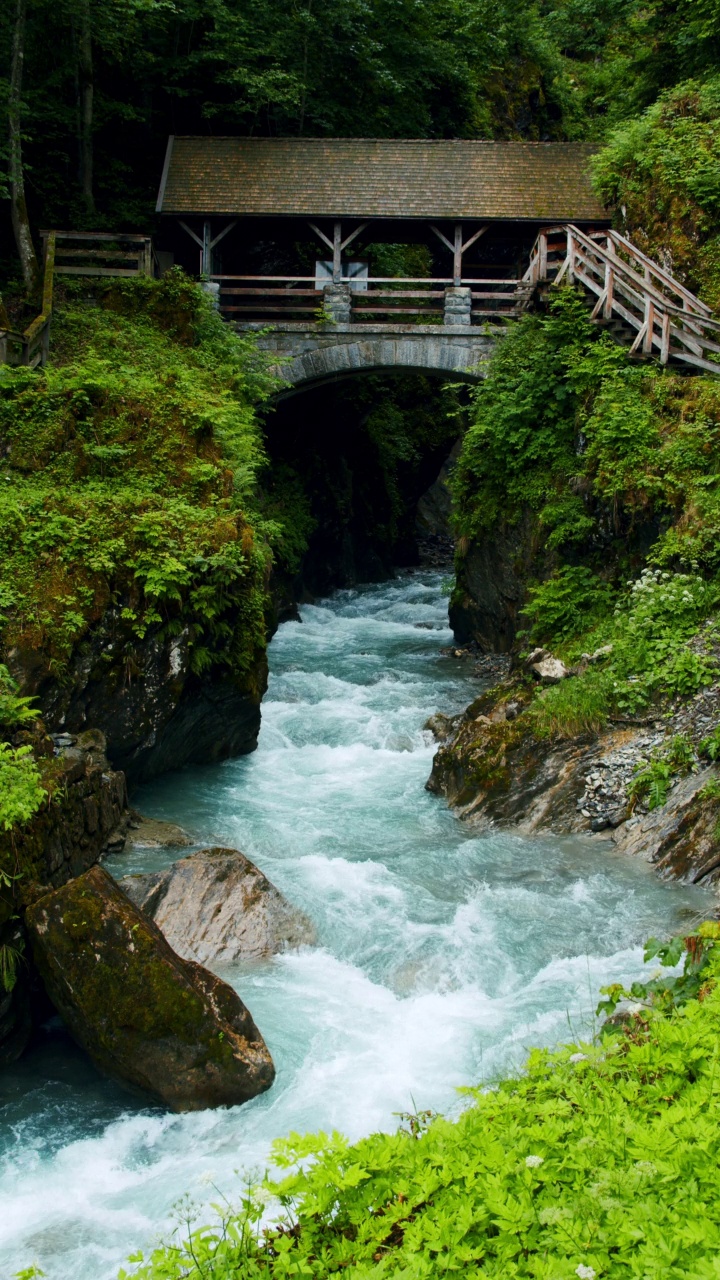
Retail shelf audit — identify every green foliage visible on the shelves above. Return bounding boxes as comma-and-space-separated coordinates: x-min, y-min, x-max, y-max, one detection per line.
528, 667, 613, 738
628, 735, 695, 811
0, 665, 40, 733
0, 744, 46, 832
124, 927, 720, 1280
0, 277, 275, 686
522, 566, 613, 644
598, 922, 720, 1017
0, 936, 24, 994
593, 76, 720, 306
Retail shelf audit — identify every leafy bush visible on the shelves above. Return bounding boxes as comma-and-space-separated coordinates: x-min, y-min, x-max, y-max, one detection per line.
593, 76, 720, 307
628, 735, 695, 811
0, 277, 277, 685
123, 927, 720, 1280
0, 744, 46, 832
522, 566, 614, 644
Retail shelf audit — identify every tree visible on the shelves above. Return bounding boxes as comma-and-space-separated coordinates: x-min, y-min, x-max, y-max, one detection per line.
8, 0, 39, 292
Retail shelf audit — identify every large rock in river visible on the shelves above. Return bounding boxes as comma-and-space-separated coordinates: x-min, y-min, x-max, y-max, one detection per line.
26, 865, 275, 1111
118, 847, 316, 966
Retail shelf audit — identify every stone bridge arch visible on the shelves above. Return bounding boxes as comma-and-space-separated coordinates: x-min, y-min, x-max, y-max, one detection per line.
247, 326, 500, 398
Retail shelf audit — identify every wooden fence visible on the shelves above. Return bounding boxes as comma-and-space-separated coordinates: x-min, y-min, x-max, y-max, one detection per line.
1, 230, 155, 370
210, 273, 525, 323
524, 225, 720, 374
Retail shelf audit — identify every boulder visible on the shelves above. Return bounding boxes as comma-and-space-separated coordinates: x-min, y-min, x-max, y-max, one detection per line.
126, 812, 192, 850
118, 846, 316, 966
26, 865, 275, 1111
530, 656, 569, 683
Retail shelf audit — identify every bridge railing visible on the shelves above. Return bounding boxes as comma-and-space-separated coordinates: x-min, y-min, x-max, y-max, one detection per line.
211, 274, 524, 324
525, 225, 720, 373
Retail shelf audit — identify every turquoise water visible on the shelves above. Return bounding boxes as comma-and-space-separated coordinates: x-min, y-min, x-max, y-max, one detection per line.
0, 572, 710, 1279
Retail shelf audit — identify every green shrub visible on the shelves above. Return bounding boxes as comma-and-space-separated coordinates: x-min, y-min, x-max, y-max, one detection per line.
522, 566, 614, 644
0, 744, 46, 832
122, 927, 720, 1280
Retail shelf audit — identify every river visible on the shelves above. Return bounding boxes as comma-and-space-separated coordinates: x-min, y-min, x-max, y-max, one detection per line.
0, 571, 710, 1279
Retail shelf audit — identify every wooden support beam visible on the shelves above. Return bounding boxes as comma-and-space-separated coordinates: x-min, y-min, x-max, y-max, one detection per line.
643, 298, 655, 354
179, 221, 203, 247
461, 225, 488, 255
661, 311, 671, 364
202, 220, 212, 276
308, 221, 334, 252
340, 222, 369, 252
333, 221, 342, 283
209, 220, 238, 250
453, 224, 462, 285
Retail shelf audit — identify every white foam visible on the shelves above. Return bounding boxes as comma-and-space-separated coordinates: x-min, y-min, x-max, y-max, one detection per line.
1, 571, 711, 1280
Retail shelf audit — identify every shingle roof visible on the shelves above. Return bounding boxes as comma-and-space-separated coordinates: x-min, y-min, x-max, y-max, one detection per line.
157, 137, 607, 222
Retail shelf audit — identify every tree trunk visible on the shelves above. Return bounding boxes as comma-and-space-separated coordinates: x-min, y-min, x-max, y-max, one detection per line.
78, 0, 94, 214
8, 0, 39, 294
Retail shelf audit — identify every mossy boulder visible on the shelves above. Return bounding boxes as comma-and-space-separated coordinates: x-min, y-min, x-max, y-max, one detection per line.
25, 865, 275, 1111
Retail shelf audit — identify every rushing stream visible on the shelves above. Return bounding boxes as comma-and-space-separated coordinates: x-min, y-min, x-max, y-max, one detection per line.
0, 571, 711, 1279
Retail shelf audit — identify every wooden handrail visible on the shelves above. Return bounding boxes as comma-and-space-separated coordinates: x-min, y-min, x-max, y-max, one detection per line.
525, 223, 719, 373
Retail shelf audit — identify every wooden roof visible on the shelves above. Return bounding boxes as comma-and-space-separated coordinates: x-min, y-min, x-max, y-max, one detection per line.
157, 137, 607, 222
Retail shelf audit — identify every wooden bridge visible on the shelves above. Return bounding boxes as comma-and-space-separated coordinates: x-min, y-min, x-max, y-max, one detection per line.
3, 139, 718, 379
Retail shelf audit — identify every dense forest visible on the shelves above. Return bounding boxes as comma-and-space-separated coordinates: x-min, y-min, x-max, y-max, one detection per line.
1, 0, 720, 275
4, 1, 720, 1278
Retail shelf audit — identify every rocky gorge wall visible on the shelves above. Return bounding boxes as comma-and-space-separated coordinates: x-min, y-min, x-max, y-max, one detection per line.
9, 615, 267, 785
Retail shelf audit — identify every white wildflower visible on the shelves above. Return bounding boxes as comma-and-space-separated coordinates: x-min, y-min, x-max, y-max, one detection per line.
576, 1266, 596, 1280
569, 1052, 588, 1063
525, 1154, 544, 1168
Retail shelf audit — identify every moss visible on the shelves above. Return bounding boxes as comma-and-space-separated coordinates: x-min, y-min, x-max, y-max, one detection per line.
0, 273, 277, 696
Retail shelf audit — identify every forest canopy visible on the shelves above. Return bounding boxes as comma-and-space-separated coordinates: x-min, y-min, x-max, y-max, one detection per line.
2, 0, 720, 263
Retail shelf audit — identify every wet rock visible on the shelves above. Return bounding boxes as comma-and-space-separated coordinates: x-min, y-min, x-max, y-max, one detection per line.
9, 617, 267, 785
612, 767, 720, 883
118, 847, 316, 966
449, 513, 539, 652
26, 866, 275, 1111
424, 712, 461, 742
125, 813, 193, 850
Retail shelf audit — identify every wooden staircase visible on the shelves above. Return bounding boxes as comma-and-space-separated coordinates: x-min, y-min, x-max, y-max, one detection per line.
524, 225, 720, 374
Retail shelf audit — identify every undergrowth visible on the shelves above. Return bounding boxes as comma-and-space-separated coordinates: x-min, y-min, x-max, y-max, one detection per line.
0, 273, 277, 686
121, 924, 720, 1280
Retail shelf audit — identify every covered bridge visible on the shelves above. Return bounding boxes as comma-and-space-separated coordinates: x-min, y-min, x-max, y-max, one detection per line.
156, 138, 608, 326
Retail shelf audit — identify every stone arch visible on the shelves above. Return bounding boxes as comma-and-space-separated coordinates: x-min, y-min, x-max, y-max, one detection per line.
265, 332, 498, 399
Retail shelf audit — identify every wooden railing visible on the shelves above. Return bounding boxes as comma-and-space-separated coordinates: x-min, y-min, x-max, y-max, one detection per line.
40, 230, 155, 278
2, 229, 156, 370
211, 274, 524, 323
525, 225, 720, 374
0, 232, 55, 369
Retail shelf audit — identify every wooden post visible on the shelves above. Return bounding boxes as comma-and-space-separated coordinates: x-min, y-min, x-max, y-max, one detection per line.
453, 224, 462, 286
604, 264, 614, 320
202, 220, 212, 276
538, 232, 547, 281
333, 222, 342, 283
660, 311, 670, 364
643, 297, 655, 354
567, 228, 574, 283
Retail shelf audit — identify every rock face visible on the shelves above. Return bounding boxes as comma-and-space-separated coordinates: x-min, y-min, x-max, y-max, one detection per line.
8, 617, 267, 784
427, 678, 720, 884
26, 866, 275, 1111
449, 513, 539, 652
612, 768, 720, 883
118, 847, 316, 966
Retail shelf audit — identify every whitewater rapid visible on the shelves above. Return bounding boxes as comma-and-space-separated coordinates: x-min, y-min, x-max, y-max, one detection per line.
0, 572, 710, 1279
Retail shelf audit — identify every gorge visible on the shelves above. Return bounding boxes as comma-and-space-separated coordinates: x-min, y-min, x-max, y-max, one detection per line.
0, 570, 711, 1280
